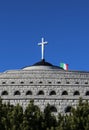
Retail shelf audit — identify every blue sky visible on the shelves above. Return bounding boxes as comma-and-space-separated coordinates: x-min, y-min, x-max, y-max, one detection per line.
0, 0, 89, 72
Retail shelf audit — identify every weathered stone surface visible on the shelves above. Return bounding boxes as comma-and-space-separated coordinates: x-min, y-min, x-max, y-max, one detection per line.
0, 64, 89, 113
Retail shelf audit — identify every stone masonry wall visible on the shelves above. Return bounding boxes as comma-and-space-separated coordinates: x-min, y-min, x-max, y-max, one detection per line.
0, 69, 89, 114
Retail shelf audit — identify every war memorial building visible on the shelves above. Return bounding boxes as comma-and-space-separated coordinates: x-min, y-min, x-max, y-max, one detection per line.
0, 38, 89, 114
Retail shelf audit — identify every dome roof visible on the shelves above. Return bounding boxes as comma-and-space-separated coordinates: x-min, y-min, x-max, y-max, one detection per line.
23, 59, 63, 70
33, 59, 53, 66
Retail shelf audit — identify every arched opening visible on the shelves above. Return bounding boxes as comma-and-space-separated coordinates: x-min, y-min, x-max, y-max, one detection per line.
1, 91, 8, 95
2, 82, 6, 84
20, 81, 24, 84
74, 91, 80, 96
37, 90, 44, 95
26, 90, 32, 95
57, 81, 61, 84
14, 91, 20, 95
85, 91, 89, 96
65, 106, 72, 113
39, 81, 43, 84
44, 105, 57, 113
50, 106, 57, 112
48, 81, 52, 84
11, 81, 15, 84
49, 90, 56, 95
75, 82, 79, 84
85, 82, 88, 84
30, 81, 33, 84
62, 91, 68, 95
66, 81, 70, 84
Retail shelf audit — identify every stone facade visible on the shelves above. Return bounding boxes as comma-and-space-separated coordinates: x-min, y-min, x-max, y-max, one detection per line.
0, 63, 89, 114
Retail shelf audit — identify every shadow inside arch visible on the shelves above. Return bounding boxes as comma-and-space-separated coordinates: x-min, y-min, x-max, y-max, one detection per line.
65, 106, 72, 113
50, 106, 57, 112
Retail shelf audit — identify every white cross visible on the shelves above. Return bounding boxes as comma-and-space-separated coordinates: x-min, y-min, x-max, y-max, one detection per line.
38, 38, 48, 60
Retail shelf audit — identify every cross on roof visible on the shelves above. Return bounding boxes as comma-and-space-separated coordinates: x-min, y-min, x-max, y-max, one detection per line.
38, 38, 48, 60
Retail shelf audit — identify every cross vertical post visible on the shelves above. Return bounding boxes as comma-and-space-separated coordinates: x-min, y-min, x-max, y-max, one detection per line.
38, 38, 48, 60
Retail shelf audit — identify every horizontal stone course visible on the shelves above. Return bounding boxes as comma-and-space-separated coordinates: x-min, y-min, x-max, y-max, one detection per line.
0, 66, 89, 113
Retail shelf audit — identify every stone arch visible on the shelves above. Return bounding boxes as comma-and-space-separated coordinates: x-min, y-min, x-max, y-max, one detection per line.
20, 81, 24, 84
37, 90, 44, 95
62, 91, 68, 95
74, 91, 80, 96
49, 90, 56, 95
44, 105, 57, 113
65, 106, 72, 113
1, 91, 8, 96
39, 81, 43, 84
14, 91, 21, 95
26, 90, 32, 95
50, 106, 57, 112
85, 91, 89, 96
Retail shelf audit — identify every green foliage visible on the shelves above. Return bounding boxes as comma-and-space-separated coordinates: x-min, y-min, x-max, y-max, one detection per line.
23, 100, 43, 130
44, 104, 57, 129
0, 98, 89, 130
9, 104, 23, 130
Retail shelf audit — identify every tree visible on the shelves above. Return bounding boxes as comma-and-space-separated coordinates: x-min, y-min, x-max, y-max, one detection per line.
0, 97, 89, 130
70, 98, 89, 130
0, 98, 6, 130
9, 103, 23, 130
23, 100, 43, 130
44, 104, 57, 130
